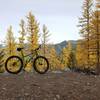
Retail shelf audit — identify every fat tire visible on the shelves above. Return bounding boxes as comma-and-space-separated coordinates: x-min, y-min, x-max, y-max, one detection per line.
33, 56, 49, 74
5, 56, 23, 74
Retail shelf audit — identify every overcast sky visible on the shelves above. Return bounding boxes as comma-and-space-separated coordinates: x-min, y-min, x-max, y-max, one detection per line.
0, 0, 83, 44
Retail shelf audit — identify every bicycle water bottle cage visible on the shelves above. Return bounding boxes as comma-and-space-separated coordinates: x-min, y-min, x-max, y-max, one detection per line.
17, 48, 23, 51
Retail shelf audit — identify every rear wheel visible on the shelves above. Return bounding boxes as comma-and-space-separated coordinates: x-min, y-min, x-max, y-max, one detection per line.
5, 56, 23, 74
33, 56, 49, 74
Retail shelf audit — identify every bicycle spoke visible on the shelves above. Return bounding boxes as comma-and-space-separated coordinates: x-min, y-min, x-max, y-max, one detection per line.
5, 56, 23, 74
36, 58, 47, 71
34, 56, 49, 74
7, 58, 20, 72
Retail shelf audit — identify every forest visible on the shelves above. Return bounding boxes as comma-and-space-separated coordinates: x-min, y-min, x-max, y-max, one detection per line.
0, 0, 100, 99
0, 0, 100, 75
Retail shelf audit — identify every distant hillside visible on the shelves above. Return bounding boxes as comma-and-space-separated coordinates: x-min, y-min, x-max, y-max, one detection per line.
54, 40, 78, 54
0, 40, 78, 54
0, 44, 3, 48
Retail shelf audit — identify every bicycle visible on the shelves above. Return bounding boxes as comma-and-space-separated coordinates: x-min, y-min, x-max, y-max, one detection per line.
5, 45, 49, 74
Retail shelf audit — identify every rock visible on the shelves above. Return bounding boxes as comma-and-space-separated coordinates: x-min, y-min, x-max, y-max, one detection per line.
56, 94, 60, 99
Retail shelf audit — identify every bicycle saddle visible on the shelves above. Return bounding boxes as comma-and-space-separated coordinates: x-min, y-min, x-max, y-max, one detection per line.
17, 47, 24, 51
34, 45, 41, 51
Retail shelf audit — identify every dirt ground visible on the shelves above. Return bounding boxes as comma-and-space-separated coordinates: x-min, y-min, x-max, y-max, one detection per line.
0, 71, 100, 100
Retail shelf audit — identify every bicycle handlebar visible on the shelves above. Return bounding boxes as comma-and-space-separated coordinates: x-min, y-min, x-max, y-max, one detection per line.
17, 45, 41, 52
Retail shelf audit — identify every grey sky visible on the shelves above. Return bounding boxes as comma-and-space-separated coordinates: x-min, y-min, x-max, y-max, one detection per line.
0, 0, 83, 43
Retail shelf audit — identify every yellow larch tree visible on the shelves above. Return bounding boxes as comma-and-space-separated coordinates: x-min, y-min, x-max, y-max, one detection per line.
78, 0, 93, 68
48, 47, 62, 70
76, 40, 88, 69
67, 41, 75, 70
26, 12, 39, 71
89, 0, 100, 73
0, 49, 5, 73
60, 45, 69, 69
27, 12, 39, 52
41, 24, 50, 57
18, 19, 26, 48
5, 26, 16, 57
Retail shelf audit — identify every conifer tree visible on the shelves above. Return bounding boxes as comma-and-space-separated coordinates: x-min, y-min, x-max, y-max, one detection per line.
89, 0, 100, 73
41, 24, 50, 57
60, 41, 75, 70
67, 41, 75, 70
95, 0, 100, 73
0, 49, 5, 73
19, 19, 26, 48
67, 51, 75, 70
26, 12, 39, 71
49, 47, 61, 70
5, 26, 16, 57
27, 12, 39, 52
78, 0, 93, 68
60, 45, 69, 68
76, 40, 87, 69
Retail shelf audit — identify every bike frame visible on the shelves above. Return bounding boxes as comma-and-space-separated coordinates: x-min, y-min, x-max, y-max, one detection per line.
5, 44, 49, 74
20, 48, 39, 68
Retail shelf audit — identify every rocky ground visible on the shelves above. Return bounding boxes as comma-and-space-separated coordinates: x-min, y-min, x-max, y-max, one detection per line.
0, 71, 100, 100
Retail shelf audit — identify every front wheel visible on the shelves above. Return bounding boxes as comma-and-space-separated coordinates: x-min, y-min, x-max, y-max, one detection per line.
5, 56, 23, 74
33, 56, 49, 74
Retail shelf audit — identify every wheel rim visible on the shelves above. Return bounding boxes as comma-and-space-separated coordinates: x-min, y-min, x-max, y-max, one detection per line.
6, 57, 22, 73
35, 57, 48, 73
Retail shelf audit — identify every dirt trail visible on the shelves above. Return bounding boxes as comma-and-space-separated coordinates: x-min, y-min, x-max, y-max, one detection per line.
0, 71, 100, 100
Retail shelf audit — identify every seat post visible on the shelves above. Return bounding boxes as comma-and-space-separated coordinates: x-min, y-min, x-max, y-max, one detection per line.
20, 49, 24, 60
